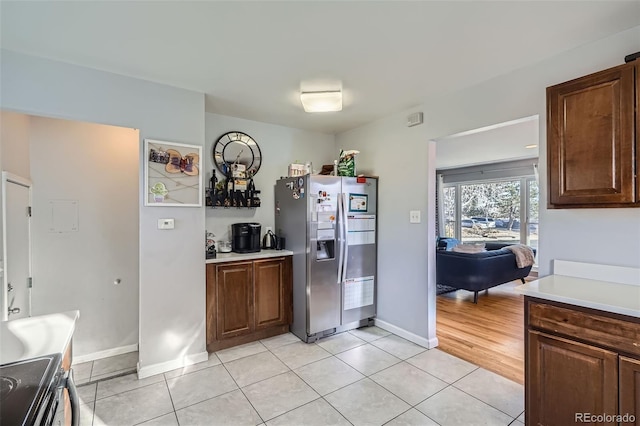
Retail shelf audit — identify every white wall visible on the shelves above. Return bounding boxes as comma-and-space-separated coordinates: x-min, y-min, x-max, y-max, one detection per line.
0, 111, 31, 177
0, 49, 207, 375
0, 110, 31, 254
420, 26, 640, 276
205, 113, 335, 242
336, 26, 640, 343
336, 107, 436, 346
28, 116, 139, 357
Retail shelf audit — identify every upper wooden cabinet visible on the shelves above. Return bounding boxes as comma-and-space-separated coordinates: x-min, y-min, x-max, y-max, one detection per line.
547, 61, 638, 208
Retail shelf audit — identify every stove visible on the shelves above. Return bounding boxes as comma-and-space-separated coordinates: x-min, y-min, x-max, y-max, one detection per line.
0, 353, 62, 426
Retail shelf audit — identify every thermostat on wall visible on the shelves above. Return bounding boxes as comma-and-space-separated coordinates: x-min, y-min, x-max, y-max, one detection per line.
158, 218, 175, 230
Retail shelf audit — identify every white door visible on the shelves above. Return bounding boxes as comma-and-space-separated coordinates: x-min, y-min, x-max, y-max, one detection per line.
2, 173, 32, 320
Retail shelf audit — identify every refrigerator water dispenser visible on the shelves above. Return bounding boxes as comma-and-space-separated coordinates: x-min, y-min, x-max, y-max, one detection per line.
316, 240, 335, 260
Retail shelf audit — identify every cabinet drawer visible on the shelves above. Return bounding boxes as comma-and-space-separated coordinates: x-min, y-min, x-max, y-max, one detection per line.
528, 300, 640, 357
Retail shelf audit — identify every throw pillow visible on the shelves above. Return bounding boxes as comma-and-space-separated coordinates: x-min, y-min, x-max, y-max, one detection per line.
452, 243, 486, 253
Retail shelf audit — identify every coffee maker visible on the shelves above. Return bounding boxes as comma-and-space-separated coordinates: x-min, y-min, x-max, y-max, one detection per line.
231, 223, 261, 253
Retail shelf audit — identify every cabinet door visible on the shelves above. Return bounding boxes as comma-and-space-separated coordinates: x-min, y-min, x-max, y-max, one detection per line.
527, 330, 618, 426
216, 262, 254, 339
254, 258, 289, 329
620, 356, 640, 426
547, 62, 635, 207
206, 263, 217, 346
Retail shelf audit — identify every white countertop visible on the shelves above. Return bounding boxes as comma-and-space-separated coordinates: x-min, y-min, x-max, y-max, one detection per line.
0, 310, 79, 364
515, 275, 640, 318
206, 249, 293, 264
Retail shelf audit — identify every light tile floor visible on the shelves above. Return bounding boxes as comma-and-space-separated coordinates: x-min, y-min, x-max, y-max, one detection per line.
74, 352, 139, 385
77, 327, 525, 426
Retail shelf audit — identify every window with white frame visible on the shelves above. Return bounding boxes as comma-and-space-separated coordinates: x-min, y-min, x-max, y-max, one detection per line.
437, 159, 539, 257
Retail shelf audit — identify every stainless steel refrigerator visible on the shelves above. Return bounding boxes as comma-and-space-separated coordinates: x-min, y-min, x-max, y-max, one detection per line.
275, 175, 378, 343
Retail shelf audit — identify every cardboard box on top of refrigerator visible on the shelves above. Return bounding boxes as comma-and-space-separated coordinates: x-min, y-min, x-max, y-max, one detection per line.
288, 163, 306, 177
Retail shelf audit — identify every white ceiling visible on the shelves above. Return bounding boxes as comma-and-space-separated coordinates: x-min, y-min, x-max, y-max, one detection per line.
436, 115, 539, 169
1, 1, 638, 135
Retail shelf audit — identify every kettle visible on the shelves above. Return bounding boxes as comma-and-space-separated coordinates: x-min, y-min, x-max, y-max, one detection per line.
262, 230, 278, 250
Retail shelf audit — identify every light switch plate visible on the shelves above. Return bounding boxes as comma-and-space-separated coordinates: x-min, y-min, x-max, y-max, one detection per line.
409, 210, 421, 223
158, 218, 175, 230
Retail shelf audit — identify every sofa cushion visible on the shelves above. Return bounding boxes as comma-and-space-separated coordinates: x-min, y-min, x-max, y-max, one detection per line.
452, 243, 486, 253
437, 237, 460, 251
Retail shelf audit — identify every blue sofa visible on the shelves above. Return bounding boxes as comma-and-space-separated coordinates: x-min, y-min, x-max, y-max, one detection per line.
436, 240, 535, 303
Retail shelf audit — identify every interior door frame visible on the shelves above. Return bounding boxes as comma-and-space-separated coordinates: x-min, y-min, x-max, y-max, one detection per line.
2, 171, 33, 320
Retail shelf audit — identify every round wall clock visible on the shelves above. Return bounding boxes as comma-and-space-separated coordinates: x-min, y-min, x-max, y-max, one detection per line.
213, 131, 262, 177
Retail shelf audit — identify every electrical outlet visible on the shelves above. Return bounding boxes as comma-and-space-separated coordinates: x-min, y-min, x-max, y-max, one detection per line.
409, 210, 421, 224
266, 226, 273, 233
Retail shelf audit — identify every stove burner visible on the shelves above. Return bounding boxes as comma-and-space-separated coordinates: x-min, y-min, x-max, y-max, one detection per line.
0, 354, 61, 426
0, 376, 19, 401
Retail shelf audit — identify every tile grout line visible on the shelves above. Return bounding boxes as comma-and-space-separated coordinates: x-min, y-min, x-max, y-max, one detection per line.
291, 335, 429, 424
449, 382, 523, 421
218, 350, 269, 425
286, 356, 359, 425
317, 340, 486, 423
383, 405, 443, 426
89, 330, 519, 425
91, 382, 97, 426
268, 333, 440, 421
447, 364, 526, 419
162, 371, 179, 423
260, 340, 328, 423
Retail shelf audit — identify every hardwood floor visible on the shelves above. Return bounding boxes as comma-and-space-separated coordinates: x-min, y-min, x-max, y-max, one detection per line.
436, 280, 526, 384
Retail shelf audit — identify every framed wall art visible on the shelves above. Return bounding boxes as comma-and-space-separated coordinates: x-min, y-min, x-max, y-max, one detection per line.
144, 139, 202, 207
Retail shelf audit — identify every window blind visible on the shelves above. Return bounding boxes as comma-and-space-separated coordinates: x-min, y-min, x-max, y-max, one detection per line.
437, 158, 537, 185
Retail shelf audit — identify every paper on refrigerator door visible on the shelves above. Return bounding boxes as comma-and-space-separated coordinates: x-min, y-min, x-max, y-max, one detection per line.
343, 276, 374, 310
347, 231, 376, 245
347, 214, 376, 246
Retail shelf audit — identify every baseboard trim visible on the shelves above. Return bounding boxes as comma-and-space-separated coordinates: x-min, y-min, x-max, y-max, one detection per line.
137, 351, 208, 379
374, 319, 439, 349
73, 343, 138, 364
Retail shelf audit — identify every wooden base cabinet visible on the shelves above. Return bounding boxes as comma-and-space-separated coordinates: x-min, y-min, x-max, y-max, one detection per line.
216, 261, 253, 339
206, 256, 292, 352
254, 259, 289, 329
527, 330, 618, 425
620, 356, 640, 426
525, 298, 640, 426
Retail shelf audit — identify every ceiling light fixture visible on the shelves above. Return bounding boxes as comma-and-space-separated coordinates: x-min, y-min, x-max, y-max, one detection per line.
525, 144, 538, 149
300, 91, 342, 113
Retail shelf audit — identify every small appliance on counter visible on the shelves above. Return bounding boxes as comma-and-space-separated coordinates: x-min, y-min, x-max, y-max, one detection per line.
231, 223, 261, 253
262, 229, 279, 250
218, 240, 232, 253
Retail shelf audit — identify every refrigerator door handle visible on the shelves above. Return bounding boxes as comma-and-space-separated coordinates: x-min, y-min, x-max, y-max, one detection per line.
337, 192, 345, 284
341, 192, 349, 281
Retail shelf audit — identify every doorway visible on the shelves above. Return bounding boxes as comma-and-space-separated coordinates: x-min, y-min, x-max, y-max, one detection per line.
2, 173, 32, 320
0, 111, 140, 372
433, 115, 539, 384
